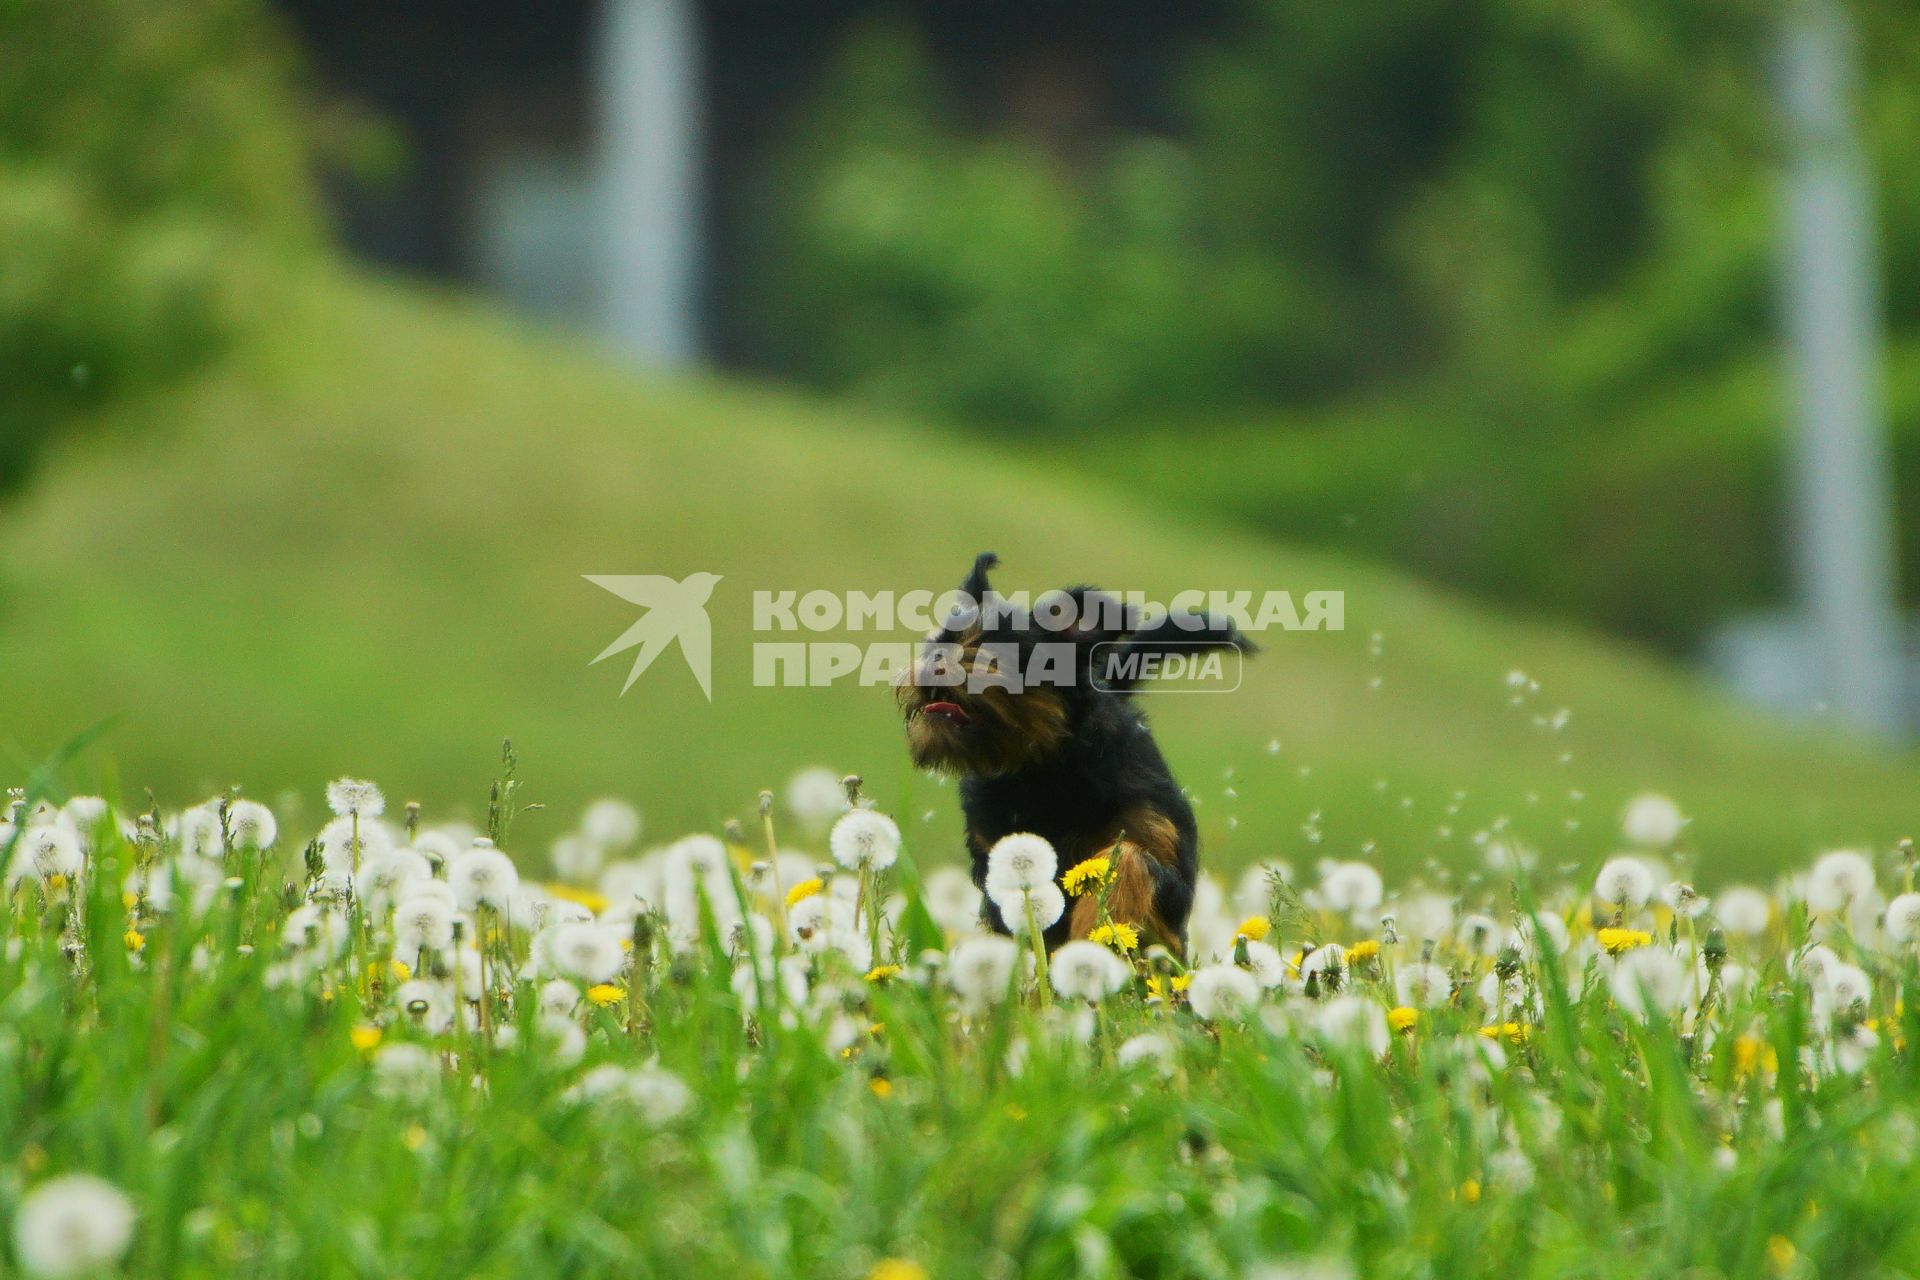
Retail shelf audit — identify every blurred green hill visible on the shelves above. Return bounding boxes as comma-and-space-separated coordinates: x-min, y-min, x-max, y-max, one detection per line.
1, 268, 1915, 882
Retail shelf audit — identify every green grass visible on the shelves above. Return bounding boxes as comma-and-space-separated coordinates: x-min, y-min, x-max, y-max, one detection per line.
5, 780, 1920, 1278
1, 266, 1918, 881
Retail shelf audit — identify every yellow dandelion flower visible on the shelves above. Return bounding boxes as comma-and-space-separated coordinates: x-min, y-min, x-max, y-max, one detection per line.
1459, 1178, 1481, 1204
865, 964, 903, 984
123, 929, 145, 954
867, 1259, 927, 1280
1597, 927, 1652, 956
47, 874, 67, 892
1478, 1021, 1529, 1044
786, 878, 824, 907
585, 984, 624, 1007
1766, 1236, 1795, 1272
1088, 922, 1140, 953
1146, 973, 1193, 1000
1387, 1006, 1419, 1033
1348, 939, 1381, 962
1235, 915, 1271, 942
1063, 856, 1114, 895
868, 1077, 894, 1100
403, 1124, 429, 1152
350, 1024, 383, 1052
121, 891, 138, 911
390, 959, 412, 982
1730, 1035, 1780, 1077
544, 882, 611, 913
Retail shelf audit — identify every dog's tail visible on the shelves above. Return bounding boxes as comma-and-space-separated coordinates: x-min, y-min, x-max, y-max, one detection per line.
1096, 613, 1256, 696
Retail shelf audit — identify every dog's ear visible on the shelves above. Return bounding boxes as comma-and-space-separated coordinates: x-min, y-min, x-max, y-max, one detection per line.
1044, 586, 1136, 650
1097, 612, 1256, 695
935, 551, 999, 642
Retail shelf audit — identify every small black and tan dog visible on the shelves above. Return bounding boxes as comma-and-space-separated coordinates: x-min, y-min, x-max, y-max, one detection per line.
896, 552, 1251, 955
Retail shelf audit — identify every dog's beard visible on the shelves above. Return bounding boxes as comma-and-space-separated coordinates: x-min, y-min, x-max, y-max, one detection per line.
897, 678, 1070, 777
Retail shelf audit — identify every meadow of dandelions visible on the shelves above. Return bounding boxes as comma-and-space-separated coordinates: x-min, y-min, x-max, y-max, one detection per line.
7, 765, 1920, 1277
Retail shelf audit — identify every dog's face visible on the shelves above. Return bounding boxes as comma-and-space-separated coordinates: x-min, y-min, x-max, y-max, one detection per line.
895, 626, 1070, 777
895, 555, 1131, 778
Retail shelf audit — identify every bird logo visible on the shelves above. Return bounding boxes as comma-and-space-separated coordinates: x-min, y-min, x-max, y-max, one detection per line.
585, 572, 723, 700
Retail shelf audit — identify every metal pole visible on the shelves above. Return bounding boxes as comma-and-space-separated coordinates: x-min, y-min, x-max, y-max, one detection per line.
1779, 0, 1904, 735
597, 0, 702, 364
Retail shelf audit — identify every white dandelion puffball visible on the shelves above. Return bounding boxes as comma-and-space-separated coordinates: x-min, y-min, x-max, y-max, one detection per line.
573, 1064, 694, 1125
1715, 885, 1772, 938
1299, 943, 1348, 989
392, 894, 457, 956
1806, 849, 1877, 913
786, 766, 849, 831
172, 805, 224, 860
549, 835, 605, 884
580, 798, 642, 851
999, 881, 1066, 934
921, 865, 985, 936
1243, 941, 1288, 989
226, 800, 278, 850
539, 979, 582, 1018
317, 816, 395, 872
985, 833, 1058, 899
829, 809, 901, 871
1186, 964, 1261, 1022
14, 1174, 136, 1279
1885, 892, 1920, 944
1620, 792, 1685, 848
1594, 856, 1655, 910
547, 922, 625, 986
948, 935, 1021, 1005
1314, 995, 1391, 1058
8, 825, 82, 887
325, 777, 385, 819
1813, 961, 1873, 1025
1395, 962, 1451, 1009
1317, 861, 1383, 915
1116, 1032, 1176, 1074
372, 1041, 440, 1099
361, 849, 432, 911
1049, 940, 1131, 1001
1609, 946, 1687, 1020
450, 844, 521, 912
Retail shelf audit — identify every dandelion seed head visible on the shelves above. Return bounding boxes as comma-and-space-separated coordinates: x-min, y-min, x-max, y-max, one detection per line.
1620, 793, 1684, 848
449, 846, 521, 912
1186, 964, 1260, 1022
829, 809, 901, 872
325, 778, 385, 819
984, 833, 1058, 899
13, 1174, 135, 1279
1048, 940, 1131, 1001
1594, 856, 1655, 910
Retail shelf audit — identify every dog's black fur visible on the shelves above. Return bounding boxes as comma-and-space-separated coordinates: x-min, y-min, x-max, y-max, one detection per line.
896, 552, 1253, 953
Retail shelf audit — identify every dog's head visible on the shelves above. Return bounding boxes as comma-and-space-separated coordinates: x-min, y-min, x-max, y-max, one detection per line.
895, 553, 1135, 777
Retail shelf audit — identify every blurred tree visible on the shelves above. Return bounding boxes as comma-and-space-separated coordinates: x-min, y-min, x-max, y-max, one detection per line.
0, 0, 321, 492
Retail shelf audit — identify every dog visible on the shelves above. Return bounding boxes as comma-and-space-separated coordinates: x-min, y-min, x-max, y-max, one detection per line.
896, 552, 1252, 955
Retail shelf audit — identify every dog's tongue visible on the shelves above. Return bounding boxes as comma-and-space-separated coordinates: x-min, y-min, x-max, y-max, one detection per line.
923, 700, 971, 725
